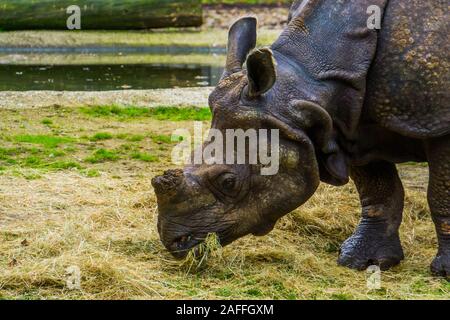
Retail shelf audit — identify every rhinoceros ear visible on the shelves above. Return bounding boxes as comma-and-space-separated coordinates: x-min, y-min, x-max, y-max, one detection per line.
246, 48, 276, 98
224, 16, 257, 76
289, 100, 349, 186
289, 100, 333, 150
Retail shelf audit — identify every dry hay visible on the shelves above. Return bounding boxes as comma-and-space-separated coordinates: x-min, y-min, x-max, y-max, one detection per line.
0, 106, 447, 300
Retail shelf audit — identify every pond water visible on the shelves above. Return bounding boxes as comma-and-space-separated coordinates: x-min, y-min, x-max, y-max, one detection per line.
0, 53, 225, 91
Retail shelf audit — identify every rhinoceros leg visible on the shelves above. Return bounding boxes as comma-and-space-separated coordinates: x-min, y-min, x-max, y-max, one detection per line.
426, 136, 450, 278
338, 162, 404, 270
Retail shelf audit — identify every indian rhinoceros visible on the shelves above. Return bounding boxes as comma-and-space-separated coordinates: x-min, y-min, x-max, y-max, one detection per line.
152, 0, 450, 277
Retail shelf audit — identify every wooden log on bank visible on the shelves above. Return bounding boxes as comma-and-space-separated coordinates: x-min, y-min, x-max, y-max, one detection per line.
0, 0, 202, 30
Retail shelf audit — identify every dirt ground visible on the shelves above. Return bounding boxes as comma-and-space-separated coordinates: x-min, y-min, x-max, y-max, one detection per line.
0, 87, 213, 110
0, 105, 447, 300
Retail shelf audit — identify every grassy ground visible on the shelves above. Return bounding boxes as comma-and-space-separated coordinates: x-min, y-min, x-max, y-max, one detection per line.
0, 105, 448, 300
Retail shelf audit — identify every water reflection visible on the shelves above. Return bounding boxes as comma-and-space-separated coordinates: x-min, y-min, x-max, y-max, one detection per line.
1, 63, 224, 91
0, 52, 227, 91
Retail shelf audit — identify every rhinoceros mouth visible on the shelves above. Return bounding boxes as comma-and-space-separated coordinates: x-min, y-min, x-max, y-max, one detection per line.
168, 233, 209, 259
168, 232, 229, 260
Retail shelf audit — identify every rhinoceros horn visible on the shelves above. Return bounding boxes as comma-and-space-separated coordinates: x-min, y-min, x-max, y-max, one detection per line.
151, 169, 184, 195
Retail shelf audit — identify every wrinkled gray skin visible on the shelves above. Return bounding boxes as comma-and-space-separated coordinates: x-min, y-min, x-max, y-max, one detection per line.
152, 0, 450, 277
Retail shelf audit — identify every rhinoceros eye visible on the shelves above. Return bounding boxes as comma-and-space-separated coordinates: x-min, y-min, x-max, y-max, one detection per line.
214, 173, 239, 197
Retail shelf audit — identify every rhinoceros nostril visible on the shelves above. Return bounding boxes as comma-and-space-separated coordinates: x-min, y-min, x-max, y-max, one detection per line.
180, 235, 190, 243
171, 234, 194, 251
174, 234, 192, 249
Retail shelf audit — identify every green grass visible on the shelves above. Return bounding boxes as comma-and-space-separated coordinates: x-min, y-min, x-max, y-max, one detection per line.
41, 118, 53, 126
80, 105, 212, 121
89, 132, 113, 141
85, 149, 119, 163
24, 156, 41, 166
0, 109, 179, 176
0, 147, 23, 159
0, 144, 82, 173
0, 128, 85, 172
127, 135, 145, 142
118, 143, 136, 152
46, 161, 82, 170
14, 135, 75, 148
84, 169, 101, 177
150, 106, 212, 121
150, 134, 173, 144
131, 152, 158, 163
5, 155, 80, 171
116, 133, 145, 142
17, 154, 81, 171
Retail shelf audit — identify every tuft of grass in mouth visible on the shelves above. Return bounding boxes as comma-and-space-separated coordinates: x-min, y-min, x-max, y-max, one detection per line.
181, 233, 223, 273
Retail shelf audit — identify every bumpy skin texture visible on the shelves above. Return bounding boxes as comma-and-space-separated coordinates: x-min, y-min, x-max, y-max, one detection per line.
152, 0, 449, 277
364, 1, 449, 138
280, 0, 449, 277
426, 137, 450, 277
337, 0, 449, 276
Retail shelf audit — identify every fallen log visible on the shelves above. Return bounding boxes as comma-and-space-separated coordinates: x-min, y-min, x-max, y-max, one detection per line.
0, 0, 202, 30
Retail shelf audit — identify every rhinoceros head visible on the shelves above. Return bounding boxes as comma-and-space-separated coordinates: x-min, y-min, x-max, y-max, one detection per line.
152, 17, 348, 259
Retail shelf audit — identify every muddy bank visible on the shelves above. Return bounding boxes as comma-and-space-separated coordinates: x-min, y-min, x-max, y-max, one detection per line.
0, 87, 213, 109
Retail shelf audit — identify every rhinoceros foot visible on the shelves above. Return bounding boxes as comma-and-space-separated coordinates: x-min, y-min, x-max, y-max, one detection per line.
430, 253, 450, 280
338, 230, 404, 271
